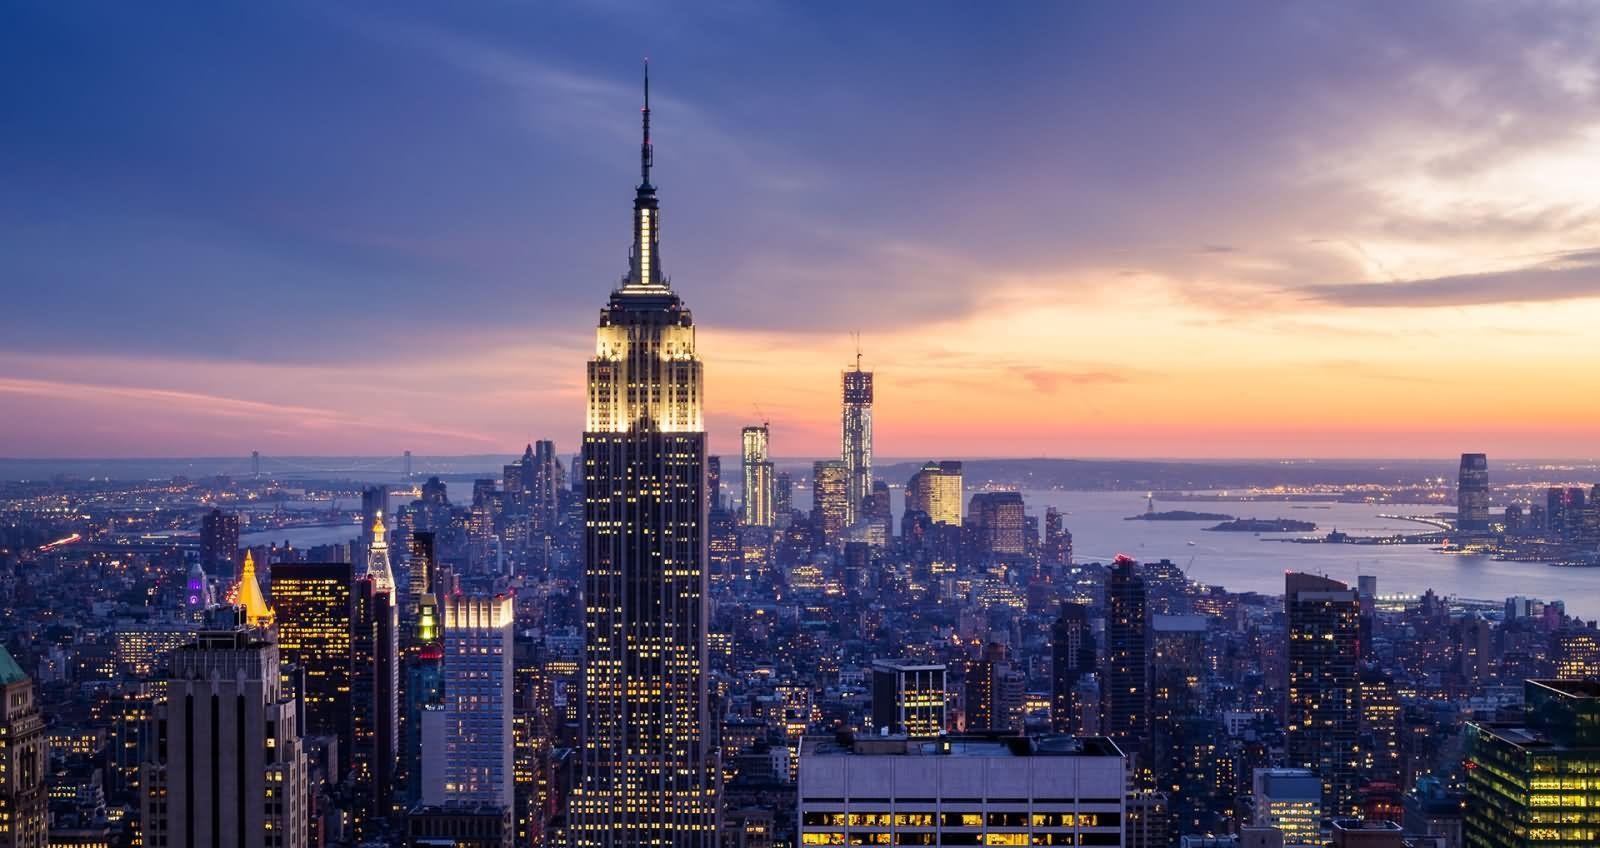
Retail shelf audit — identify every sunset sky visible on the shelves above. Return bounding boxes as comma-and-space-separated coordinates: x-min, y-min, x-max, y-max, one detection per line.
4, 3, 1599, 459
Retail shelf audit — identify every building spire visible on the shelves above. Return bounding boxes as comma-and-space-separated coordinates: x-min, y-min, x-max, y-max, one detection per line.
234, 550, 275, 628
623, 59, 665, 291
641, 58, 653, 188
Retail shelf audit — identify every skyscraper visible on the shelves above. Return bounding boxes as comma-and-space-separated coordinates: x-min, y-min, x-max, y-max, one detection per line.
740, 424, 774, 528
199, 508, 239, 577
352, 516, 399, 832
968, 491, 1026, 558
810, 460, 850, 550
1457, 453, 1489, 532
1285, 572, 1361, 818
400, 566, 443, 807
422, 594, 514, 809
773, 471, 794, 529
269, 562, 354, 777
141, 629, 309, 848
1105, 556, 1152, 783
0, 647, 45, 848
904, 461, 963, 526
870, 660, 947, 737
841, 355, 873, 526
1051, 601, 1096, 734
532, 440, 562, 533
571, 67, 716, 848
1465, 680, 1600, 848
1043, 507, 1073, 569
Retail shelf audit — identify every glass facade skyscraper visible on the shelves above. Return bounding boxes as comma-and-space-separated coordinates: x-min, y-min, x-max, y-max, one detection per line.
841, 362, 873, 525
570, 66, 717, 848
741, 424, 774, 528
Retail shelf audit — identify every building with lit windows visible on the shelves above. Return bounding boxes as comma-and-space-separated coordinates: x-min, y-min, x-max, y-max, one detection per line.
905, 461, 963, 527
841, 359, 873, 526
199, 509, 240, 577
0, 647, 46, 848
1464, 679, 1600, 848
742, 425, 775, 528
141, 628, 308, 848
1051, 602, 1096, 735
797, 734, 1125, 848
114, 625, 197, 679
1285, 572, 1361, 818
811, 461, 850, 550
871, 661, 947, 737
1456, 453, 1490, 532
422, 594, 514, 809
968, 491, 1026, 558
1252, 768, 1322, 848
569, 68, 717, 848
268, 562, 354, 778
1105, 557, 1151, 784
350, 515, 399, 835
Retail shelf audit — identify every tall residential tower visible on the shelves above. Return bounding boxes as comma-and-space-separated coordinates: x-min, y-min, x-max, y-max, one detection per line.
570, 66, 716, 848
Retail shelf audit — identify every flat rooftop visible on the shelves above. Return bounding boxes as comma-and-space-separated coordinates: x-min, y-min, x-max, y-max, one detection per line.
803, 733, 1122, 759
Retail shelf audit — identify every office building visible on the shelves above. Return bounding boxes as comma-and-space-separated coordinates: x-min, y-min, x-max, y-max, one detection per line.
0, 647, 46, 848
422, 595, 514, 809
968, 491, 1026, 558
1252, 768, 1321, 847
407, 531, 436, 621
964, 643, 1025, 733
351, 514, 400, 832
1329, 819, 1404, 847
232, 550, 275, 629
811, 461, 850, 550
569, 71, 717, 848
797, 733, 1125, 848
870, 660, 947, 737
141, 629, 308, 848
1547, 487, 1587, 542
199, 509, 239, 577
1285, 572, 1361, 818
269, 562, 354, 776
774, 472, 794, 528
905, 461, 963, 527
1051, 602, 1096, 734
861, 480, 893, 544
401, 582, 443, 807
741, 425, 775, 528
1105, 556, 1151, 782
115, 624, 197, 679
841, 356, 873, 526
1457, 454, 1489, 532
1043, 507, 1072, 569
532, 440, 561, 533
406, 805, 513, 848
1465, 679, 1600, 848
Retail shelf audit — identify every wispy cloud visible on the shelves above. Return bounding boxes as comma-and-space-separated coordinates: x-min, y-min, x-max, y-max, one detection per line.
1297, 247, 1600, 308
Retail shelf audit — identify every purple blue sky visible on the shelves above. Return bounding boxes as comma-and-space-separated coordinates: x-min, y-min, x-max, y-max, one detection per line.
3, 2, 1599, 458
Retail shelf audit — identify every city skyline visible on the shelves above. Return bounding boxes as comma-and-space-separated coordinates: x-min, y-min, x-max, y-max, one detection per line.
7, 4, 1600, 458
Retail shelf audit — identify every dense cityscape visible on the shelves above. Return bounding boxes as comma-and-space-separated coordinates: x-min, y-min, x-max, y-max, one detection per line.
7, 7, 1600, 848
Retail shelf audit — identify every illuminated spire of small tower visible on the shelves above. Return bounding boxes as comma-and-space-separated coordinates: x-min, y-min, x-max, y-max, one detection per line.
366, 512, 396, 595
235, 550, 275, 627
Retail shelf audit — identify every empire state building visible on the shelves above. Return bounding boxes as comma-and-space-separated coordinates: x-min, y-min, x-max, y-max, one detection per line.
571, 67, 717, 848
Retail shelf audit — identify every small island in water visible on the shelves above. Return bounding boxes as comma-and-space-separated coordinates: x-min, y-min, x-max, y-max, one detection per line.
1126, 510, 1236, 522
1205, 518, 1318, 533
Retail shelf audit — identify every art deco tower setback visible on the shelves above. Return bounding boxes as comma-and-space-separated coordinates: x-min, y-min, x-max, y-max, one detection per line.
571, 67, 716, 848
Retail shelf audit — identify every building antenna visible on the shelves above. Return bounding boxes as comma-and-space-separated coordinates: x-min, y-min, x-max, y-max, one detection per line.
640, 57, 652, 187
851, 331, 862, 371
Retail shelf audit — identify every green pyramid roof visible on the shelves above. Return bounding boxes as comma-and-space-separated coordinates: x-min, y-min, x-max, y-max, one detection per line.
0, 645, 28, 685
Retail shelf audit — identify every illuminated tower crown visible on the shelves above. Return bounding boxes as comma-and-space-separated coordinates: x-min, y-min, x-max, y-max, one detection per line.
365, 512, 396, 594
234, 550, 275, 627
